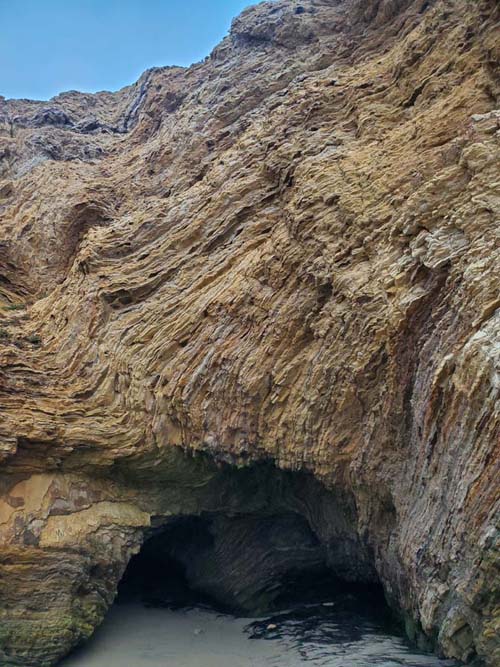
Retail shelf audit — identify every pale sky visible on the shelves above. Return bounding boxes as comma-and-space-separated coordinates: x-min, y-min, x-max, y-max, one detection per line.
0, 0, 253, 100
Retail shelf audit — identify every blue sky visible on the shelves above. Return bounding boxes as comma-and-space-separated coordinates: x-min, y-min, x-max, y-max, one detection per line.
0, 0, 253, 100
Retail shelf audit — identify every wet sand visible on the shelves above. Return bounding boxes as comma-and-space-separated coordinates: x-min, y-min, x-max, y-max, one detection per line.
60, 602, 458, 667
61, 604, 279, 667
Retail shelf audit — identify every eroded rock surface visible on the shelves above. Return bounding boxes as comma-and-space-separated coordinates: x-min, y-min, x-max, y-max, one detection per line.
0, 1, 499, 665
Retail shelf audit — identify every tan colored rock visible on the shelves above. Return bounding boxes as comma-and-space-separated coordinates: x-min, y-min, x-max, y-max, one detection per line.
0, 0, 498, 665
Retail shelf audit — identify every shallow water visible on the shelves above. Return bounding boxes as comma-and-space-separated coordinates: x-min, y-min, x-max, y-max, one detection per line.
60, 600, 458, 667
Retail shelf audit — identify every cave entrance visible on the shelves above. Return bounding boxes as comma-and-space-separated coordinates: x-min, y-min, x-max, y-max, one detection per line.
60, 465, 419, 667
117, 510, 387, 618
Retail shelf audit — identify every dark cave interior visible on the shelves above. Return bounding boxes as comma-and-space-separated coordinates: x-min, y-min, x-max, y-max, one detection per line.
117, 510, 390, 620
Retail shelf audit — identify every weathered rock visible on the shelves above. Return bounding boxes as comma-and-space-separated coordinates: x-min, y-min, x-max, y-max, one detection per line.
0, 0, 498, 665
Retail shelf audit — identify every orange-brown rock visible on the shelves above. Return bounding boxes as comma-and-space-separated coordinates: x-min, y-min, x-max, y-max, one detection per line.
0, 1, 498, 665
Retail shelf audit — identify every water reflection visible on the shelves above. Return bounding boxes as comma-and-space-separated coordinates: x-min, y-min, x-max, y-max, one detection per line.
246, 598, 458, 666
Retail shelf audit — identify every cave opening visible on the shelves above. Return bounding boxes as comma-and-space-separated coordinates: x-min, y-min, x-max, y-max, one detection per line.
116, 508, 390, 622
60, 464, 450, 667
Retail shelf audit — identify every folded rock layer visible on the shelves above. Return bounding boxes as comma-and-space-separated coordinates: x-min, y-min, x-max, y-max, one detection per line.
0, 1, 498, 665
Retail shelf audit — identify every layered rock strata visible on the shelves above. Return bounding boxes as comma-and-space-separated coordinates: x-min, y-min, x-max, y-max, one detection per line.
0, 0, 499, 665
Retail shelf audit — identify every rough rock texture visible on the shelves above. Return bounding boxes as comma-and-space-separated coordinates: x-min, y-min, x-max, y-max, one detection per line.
0, 0, 499, 665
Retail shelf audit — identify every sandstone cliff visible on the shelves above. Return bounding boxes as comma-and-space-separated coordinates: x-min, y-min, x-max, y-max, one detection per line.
0, 1, 498, 665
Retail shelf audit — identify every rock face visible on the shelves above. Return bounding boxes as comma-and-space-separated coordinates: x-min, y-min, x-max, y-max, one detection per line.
0, 0, 498, 665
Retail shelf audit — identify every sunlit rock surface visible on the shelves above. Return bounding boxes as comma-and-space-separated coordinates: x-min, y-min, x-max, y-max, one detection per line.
0, 1, 498, 665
